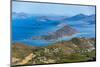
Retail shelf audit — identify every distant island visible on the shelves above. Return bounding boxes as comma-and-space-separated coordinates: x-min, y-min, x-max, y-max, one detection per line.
31, 24, 78, 40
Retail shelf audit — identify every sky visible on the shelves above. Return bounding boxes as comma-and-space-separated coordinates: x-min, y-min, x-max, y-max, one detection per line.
12, 1, 95, 16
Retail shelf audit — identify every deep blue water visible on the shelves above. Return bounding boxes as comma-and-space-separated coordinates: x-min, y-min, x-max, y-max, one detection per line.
12, 15, 95, 46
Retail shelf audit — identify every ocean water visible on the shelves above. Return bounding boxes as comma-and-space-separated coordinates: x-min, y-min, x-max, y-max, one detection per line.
12, 15, 95, 46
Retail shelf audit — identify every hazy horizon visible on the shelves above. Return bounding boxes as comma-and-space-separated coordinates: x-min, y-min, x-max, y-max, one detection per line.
12, 1, 95, 17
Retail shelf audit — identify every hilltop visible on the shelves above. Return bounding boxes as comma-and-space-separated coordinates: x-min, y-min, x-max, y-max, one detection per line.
12, 37, 96, 66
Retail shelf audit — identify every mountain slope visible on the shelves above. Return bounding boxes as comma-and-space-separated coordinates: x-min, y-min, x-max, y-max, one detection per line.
66, 14, 87, 21
12, 38, 96, 65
